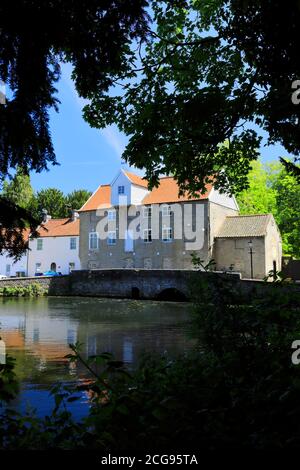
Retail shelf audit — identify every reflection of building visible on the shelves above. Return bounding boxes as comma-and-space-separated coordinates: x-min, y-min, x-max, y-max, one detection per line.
1, 330, 25, 349
24, 314, 78, 360
27, 214, 80, 276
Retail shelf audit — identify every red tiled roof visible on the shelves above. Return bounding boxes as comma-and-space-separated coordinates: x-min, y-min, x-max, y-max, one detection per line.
37, 218, 80, 237
142, 177, 213, 204
124, 171, 148, 188
78, 174, 212, 211
79, 185, 111, 212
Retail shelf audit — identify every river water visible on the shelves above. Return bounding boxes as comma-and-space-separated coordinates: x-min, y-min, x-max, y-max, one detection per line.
0, 297, 193, 419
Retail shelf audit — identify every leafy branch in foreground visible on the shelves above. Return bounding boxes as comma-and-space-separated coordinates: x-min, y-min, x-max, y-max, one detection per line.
84, 1, 300, 192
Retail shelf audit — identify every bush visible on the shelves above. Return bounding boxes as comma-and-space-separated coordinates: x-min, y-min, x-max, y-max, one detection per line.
0, 283, 46, 297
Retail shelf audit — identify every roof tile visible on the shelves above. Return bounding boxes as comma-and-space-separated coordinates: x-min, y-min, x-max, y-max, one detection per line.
37, 218, 80, 237
79, 185, 111, 212
216, 214, 272, 238
142, 177, 212, 205
79, 173, 212, 211
124, 171, 148, 188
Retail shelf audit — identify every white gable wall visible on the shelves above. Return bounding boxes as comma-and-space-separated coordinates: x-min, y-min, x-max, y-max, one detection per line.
111, 171, 132, 206
209, 187, 239, 211
0, 252, 28, 277
27, 236, 80, 276
131, 184, 149, 205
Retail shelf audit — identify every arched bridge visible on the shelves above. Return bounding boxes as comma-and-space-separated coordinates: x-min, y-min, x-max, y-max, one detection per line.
68, 269, 205, 301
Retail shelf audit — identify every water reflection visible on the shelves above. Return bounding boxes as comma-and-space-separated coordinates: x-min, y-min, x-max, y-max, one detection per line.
0, 297, 193, 418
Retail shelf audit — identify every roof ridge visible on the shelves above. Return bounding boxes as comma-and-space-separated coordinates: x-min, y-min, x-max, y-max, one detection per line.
42, 218, 69, 222
228, 213, 270, 218
124, 170, 145, 176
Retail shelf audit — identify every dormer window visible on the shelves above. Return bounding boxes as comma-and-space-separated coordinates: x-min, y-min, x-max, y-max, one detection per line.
118, 185, 125, 195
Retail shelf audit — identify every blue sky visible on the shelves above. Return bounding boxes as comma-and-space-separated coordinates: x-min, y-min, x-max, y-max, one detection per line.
30, 63, 136, 194
29, 63, 291, 194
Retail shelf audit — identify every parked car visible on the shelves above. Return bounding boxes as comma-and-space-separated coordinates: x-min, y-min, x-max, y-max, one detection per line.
0, 274, 7, 279
43, 270, 62, 276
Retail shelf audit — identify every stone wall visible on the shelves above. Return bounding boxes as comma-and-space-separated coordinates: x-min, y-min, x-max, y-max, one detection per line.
0, 269, 299, 301
79, 201, 209, 271
69, 269, 201, 299
214, 236, 266, 279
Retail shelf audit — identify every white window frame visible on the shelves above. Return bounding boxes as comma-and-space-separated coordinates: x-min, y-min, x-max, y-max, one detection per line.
162, 205, 171, 217
162, 227, 173, 242
118, 185, 125, 195
70, 237, 77, 250
108, 209, 116, 221
107, 231, 116, 246
143, 228, 152, 243
37, 239, 43, 251
143, 206, 152, 218
89, 232, 98, 250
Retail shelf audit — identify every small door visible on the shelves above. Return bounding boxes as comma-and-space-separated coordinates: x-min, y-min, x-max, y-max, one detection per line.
50, 262, 57, 272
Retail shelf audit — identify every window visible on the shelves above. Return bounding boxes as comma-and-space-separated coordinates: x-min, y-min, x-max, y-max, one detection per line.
143, 206, 152, 218
89, 232, 98, 250
70, 237, 77, 250
37, 239, 43, 250
108, 209, 116, 221
162, 205, 171, 217
35, 262, 41, 273
235, 239, 244, 250
143, 229, 152, 243
107, 231, 116, 245
162, 227, 172, 242
118, 185, 125, 195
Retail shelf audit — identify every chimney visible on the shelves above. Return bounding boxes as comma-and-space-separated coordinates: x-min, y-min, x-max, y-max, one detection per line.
41, 209, 51, 223
71, 210, 79, 221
